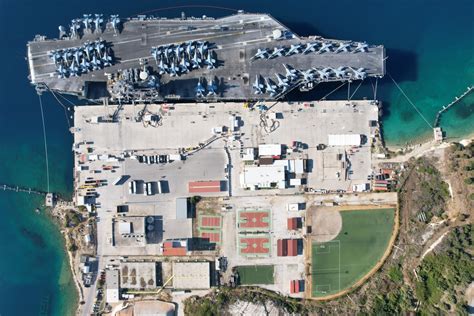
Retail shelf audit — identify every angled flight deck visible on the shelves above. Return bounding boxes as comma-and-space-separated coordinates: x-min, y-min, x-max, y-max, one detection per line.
27, 12, 385, 102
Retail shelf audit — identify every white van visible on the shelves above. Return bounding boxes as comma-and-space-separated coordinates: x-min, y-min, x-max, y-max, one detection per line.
146, 182, 153, 196
157, 181, 162, 194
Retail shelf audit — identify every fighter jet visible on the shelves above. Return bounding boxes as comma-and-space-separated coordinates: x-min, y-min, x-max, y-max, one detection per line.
185, 41, 194, 58
151, 47, 160, 64
94, 14, 104, 33
61, 49, 73, 66
283, 64, 299, 81
301, 69, 316, 82
73, 49, 82, 65
94, 40, 105, 58
48, 50, 62, 65
191, 50, 202, 68
333, 66, 347, 79
352, 42, 369, 53
180, 57, 190, 73
318, 42, 333, 54
264, 78, 278, 96
275, 73, 290, 88
302, 42, 319, 54
91, 55, 102, 70
110, 15, 120, 34
84, 42, 94, 60
162, 45, 172, 61
80, 58, 91, 72
207, 78, 217, 96
102, 49, 113, 67
195, 79, 205, 98
285, 44, 302, 56
82, 14, 93, 31
335, 42, 351, 53
197, 42, 208, 59
69, 59, 80, 76
252, 75, 264, 94
158, 59, 168, 74
252, 48, 269, 60
175, 44, 184, 60
315, 68, 332, 80
349, 67, 367, 79
169, 62, 179, 76
56, 64, 68, 78
205, 51, 216, 69
70, 19, 81, 38
269, 47, 286, 58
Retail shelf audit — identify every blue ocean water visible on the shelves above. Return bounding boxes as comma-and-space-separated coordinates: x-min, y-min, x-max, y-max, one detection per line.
0, 0, 472, 315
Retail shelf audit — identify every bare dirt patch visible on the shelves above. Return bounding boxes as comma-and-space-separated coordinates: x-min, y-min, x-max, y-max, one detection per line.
309, 207, 342, 243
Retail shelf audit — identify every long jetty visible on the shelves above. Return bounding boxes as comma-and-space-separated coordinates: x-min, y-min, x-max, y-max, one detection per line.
0, 183, 47, 196
434, 86, 473, 127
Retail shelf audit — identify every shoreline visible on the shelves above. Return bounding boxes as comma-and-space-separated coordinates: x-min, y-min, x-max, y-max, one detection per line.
47, 204, 83, 315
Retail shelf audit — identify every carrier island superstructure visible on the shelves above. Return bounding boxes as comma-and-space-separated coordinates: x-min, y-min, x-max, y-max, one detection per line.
27, 11, 385, 103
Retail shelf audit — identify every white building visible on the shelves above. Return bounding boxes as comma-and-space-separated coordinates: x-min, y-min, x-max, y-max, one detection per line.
241, 148, 256, 161
106, 270, 120, 303
240, 165, 286, 189
273, 159, 305, 174
328, 134, 361, 146
258, 144, 281, 157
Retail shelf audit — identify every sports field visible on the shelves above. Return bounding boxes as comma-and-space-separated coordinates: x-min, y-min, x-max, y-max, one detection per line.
312, 208, 395, 297
236, 265, 274, 285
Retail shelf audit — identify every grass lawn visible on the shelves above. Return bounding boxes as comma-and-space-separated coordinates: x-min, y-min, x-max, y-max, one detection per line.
312, 208, 395, 297
236, 265, 274, 285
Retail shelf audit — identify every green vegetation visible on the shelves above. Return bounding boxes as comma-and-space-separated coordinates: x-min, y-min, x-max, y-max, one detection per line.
404, 158, 451, 221
190, 195, 202, 204
65, 210, 83, 227
312, 208, 395, 297
415, 225, 473, 315
387, 264, 404, 283
184, 287, 305, 316
449, 142, 474, 189
236, 265, 274, 285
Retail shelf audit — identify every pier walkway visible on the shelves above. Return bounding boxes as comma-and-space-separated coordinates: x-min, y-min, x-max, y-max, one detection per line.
434, 86, 473, 127
0, 183, 47, 196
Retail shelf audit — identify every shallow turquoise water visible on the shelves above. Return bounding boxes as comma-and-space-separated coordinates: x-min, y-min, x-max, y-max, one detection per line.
0, 0, 472, 315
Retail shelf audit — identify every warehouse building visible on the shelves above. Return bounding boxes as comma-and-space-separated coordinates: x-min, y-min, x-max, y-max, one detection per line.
106, 270, 120, 303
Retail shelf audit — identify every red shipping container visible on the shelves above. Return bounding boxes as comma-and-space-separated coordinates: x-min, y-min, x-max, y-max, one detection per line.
277, 239, 283, 257
287, 239, 297, 256
290, 280, 296, 294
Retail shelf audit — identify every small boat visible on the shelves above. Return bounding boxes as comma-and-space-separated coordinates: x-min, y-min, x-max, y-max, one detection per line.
35, 208, 40, 214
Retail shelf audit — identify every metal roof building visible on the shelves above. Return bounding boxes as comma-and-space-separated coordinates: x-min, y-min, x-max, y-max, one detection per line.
328, 134, 361, 146
175, 198, 189, 219
106, 269, 120, 303
258, 144, 282, 157
240, 165, 286, 189
172, 262, 210, 289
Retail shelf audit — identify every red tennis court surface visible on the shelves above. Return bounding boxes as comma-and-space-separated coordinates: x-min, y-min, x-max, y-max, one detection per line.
240, 237, 270, 254
188, 181, 222, 193
239, 211, 270, 229
200, 216, 221, 228
200, 231, 221, 243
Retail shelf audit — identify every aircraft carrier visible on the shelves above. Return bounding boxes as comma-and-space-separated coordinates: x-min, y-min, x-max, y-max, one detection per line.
27, 11, 386, 102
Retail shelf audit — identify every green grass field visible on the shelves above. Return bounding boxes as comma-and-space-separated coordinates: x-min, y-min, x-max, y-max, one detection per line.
236, 265, 274, 285
312, 208, 395, 297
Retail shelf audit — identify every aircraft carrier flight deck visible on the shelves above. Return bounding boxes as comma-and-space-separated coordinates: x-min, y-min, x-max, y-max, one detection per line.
27, 11, 386, 102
